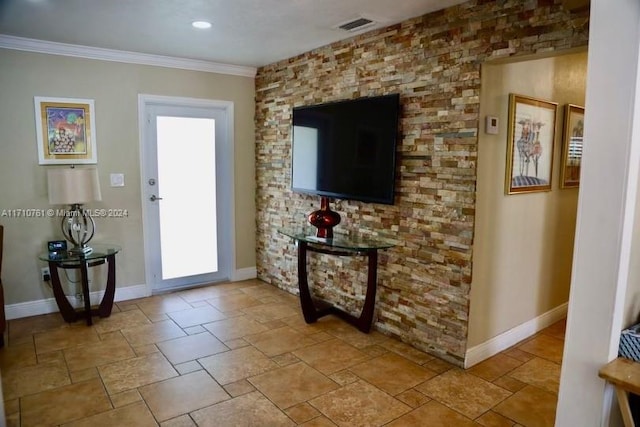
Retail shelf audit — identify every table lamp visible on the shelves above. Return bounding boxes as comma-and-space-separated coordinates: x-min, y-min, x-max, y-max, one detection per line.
47, 166, 102, 255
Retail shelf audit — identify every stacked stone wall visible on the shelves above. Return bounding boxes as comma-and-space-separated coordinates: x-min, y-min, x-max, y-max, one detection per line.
255, 0, 588, 364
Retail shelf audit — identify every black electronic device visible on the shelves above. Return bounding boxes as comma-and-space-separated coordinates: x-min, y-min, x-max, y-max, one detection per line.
48, 240, 67, 258
291, 93, 400, 205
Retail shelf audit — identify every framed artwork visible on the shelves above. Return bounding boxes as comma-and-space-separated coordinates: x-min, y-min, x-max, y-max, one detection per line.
560, 104, 585, 188
34, 96, 97, 165
505, 94, 558, 194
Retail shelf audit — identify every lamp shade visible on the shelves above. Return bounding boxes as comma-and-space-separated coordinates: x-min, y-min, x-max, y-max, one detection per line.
47, 167, 102, 205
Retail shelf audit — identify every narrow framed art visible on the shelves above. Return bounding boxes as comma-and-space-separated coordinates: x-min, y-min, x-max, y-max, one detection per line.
560, 104, 585, 188
505, 94, 558, 194
34, 96, 97, 165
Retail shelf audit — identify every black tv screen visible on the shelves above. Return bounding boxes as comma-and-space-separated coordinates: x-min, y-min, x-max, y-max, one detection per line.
291, 94, 400, 205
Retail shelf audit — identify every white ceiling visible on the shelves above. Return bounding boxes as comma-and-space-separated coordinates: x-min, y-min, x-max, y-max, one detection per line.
0, 0, 467, 69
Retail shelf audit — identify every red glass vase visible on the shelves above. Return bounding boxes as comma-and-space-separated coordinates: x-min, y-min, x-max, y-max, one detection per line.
307, 197, 341, 238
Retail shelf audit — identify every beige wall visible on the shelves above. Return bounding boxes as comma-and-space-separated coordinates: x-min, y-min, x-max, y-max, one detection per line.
467, 51, 587, 348
0, 49, 256, 305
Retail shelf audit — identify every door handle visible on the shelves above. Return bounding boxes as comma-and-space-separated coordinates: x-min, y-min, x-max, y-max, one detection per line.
149, 195, 163, 202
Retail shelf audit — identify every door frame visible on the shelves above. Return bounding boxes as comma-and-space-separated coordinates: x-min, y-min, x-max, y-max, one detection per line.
138, 94, 236, 295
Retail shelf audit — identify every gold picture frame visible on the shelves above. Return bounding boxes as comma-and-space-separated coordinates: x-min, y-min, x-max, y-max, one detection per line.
560, 104, 585, 188
34, 96, 97, 165
505, 94, 558, 194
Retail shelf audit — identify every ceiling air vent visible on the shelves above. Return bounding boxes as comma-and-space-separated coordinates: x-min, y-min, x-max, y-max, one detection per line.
337, 17, 375, 32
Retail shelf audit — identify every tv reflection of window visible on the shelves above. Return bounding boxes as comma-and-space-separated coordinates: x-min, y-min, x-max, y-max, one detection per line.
292, 125, 318, 190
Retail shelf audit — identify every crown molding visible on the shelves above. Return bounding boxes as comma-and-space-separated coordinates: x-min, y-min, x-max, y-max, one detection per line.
0, 34, 257, 78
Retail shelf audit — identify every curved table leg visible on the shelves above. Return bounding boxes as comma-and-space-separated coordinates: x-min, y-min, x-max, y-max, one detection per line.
297, 241, 318, 324
296, 242, 379, 333
48, 261, 78, 323
98, 254, 116, 317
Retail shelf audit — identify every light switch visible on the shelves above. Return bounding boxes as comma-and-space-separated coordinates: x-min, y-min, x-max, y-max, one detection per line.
110, 173, 125, 187
485, 116, 499, 134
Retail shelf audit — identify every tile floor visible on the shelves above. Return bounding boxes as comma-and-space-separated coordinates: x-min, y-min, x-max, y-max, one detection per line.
0, 279, 565, 426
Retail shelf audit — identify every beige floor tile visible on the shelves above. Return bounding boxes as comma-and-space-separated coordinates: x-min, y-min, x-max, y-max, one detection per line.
168, 306, 227, 328
285, 402, 321, 424
475, 410, 516, 427
204, 316, 268, 341
34, 325, 101, 354
64, 335, 135, 371
493, 385, 557, 427
92, 309, 151, 334
242, 303, 299, 323
157, 332, 228, 364
2, 360, 70, 400
541, 319, 566, 340
516, 335, 564, 363
501, 348, 536, 363
299, 416, 338, 426
70, 367, 100, 383
492, 375, 528, 393
395, 388, 431, 408
199, 345, 277, 384
61, 400, 157, 427
20, 378, 111, 426
423, 357, 456, 373
224, 379, 256, 397
99, 351, 178, 394
309, 380, 410, 427
136, 295, 193, 316
140, 370, 229, 421
272, 352, 301, 366
249, 362, 339, 409
468, 354, 524, 382
416, 369, 512, 419
386, 400, 478, 427
293, 339, 369, 375
184, 325, 206, 335
161, 414, 197, 427
0, 342, 37, 371
245, 326, 317, 356
177, 286, 236, 303
8, 313, 66, 342
350, 352, 437, 395
508, 358, 561, 394
208, 293, 263, 312
121, 319, 186, 347
190, 391, 294, 427
175, 360, 203, 375
109, 389, 143, 407
325, 326, 389, 349
37, 350, 65, 364
380, 337, 435, 365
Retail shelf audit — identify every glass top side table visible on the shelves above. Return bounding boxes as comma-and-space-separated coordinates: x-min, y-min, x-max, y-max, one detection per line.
278, 228, 395, 333
39, 244, 121, 326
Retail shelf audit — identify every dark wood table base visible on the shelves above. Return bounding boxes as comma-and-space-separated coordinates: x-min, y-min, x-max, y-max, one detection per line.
297, 241, 378, 333
48, 253, 117, 326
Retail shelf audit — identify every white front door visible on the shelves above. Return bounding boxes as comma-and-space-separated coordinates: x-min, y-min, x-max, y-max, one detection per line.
139, 95, 234, 293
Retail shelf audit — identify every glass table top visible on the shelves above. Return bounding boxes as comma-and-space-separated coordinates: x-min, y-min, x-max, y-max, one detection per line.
278, 228, 395, 251
39, 244, 122, 262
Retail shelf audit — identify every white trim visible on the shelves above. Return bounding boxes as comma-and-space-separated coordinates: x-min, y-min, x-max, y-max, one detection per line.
464, 302, 568, 368
5, 284, 149, 320
0, 35, 257, 78
232, 267, 257, 282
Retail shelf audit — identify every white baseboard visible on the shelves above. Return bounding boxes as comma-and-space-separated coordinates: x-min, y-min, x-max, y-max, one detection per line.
5, 284, 149, 320
232, 266, 257, 282
464, 302, 568, 368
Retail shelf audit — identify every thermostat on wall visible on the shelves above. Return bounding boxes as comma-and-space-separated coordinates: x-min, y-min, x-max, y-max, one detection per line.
485, 116, 499, 134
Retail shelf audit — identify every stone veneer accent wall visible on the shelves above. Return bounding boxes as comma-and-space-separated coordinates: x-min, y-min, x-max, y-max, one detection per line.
255, 0, 588, 365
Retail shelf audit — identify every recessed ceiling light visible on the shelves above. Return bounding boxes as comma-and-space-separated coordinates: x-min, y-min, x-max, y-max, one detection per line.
192, 21, 212, 29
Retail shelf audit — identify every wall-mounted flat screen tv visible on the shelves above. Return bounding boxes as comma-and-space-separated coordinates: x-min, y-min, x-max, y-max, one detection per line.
291, 93, 400, 205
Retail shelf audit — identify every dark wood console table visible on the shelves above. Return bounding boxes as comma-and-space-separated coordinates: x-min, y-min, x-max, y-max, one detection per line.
279, 229, 394, 333
39, 244, 121, 326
